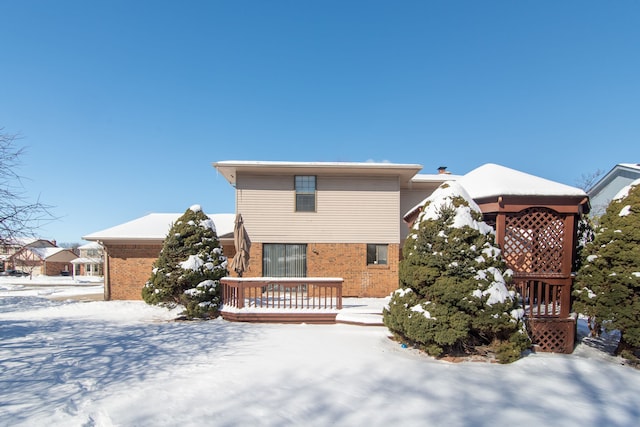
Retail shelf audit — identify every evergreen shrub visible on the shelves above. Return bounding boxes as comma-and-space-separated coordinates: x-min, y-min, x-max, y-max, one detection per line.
574, 179, 640, 359
383, 182, 530, 363
142, 205, 228, 319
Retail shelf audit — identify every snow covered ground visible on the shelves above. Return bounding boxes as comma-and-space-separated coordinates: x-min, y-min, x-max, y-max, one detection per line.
1, 278, 639, 426
0, 275, 104, 300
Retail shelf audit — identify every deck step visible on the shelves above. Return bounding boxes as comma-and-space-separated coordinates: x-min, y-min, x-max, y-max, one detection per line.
336, 312, 384, 326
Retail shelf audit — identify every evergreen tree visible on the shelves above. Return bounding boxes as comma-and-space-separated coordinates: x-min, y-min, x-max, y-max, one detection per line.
574, 180, 640, 360
142, 205, 228, 319
384, 182, 529, 363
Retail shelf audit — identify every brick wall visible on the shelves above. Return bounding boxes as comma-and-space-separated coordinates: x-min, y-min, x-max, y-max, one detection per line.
106, 244, 163, 300
105, 240, 397, 300
44, 262, 73, 276
105, 242, 236, 300
241, 242, 400, 297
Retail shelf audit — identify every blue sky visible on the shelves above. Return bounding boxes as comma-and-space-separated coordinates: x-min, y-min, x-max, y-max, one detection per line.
1, 1, 639, 243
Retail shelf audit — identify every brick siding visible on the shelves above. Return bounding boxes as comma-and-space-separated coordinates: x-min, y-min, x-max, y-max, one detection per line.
105, 242, 236, 300
44, 262, 73, 276
106, 240, 398, 300
240, 242, 400, 298
106, 244, 163, 300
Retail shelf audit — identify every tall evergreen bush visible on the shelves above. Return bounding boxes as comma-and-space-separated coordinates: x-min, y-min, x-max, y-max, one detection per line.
574, 180, 640, 359
384, 182, 529, 363
142, 205, 228, 319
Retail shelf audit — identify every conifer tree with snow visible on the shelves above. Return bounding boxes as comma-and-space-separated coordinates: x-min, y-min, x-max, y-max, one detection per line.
383, 182, 530, 363
574, 180, 640, 361
142, 205, 228, 319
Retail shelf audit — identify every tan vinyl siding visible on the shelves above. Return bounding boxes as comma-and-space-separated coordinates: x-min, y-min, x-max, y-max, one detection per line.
237, 174, 400, 243
400, 187, 440, 241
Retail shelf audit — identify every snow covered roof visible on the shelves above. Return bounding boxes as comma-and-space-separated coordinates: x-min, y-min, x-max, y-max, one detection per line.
404, 164, 588, 222
78, 242, 103, 250
411, 173, 462, 183
1, 237, 45, 247
619, 163, 640, 171
29, 247, 66, 259
71, 257, 102, 264
458, 163, 586, 199
21, 246, 77, 262
83, 213, 236, 243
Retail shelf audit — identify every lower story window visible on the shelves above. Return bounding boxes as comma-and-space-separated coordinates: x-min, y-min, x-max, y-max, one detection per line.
367, 244, 388, 265
263, 243, 307, 277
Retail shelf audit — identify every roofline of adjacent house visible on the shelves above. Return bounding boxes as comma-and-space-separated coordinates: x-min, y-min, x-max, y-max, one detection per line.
82, 212, 235, 243
82, 236, 165, 244
587, 163, 640, 196
213, 160, 425, 187
83, 235, 234, 244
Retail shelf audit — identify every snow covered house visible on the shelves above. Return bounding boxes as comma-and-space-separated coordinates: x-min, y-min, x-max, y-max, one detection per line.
84, 160, 589, 352
70, 241, 104, 277
83, 213, 235, 300
213, 161, 458, 298
1, 237, 30, 272
10, 239, 78, 276
587, 163, 640, 217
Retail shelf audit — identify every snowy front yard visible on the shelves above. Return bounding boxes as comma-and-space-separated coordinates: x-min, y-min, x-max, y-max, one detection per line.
1, 285, 639, 426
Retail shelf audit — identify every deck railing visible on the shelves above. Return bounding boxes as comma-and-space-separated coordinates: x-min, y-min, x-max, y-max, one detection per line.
221, 277, 343, 311
514, 278, 572, 318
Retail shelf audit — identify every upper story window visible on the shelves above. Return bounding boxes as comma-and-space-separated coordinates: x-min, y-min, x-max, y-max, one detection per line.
295, 175, 316, 212
367, 244, 388, 265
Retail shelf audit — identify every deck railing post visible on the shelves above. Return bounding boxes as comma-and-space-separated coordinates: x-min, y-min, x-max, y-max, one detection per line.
237, 281, 245, 309
560, 281, 571, 318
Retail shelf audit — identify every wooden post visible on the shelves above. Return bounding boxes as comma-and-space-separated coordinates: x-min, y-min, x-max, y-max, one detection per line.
237, 280, 245, 309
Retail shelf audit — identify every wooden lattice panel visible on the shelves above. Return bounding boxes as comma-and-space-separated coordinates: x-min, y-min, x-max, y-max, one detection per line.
503, 208, 565, 275
527, 318, 576, 354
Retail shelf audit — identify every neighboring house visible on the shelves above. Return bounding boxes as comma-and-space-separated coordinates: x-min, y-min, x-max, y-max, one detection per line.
1, 237, 32, 272
83, 213, 235, 300
588, 163, 640, 217
11, 239, 78, 276
213, 161, 459, 298
71, 241, 104, 277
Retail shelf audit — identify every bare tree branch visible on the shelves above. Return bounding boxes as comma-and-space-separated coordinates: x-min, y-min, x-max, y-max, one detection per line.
575, 169, 605, 192
0, 128, 56, 245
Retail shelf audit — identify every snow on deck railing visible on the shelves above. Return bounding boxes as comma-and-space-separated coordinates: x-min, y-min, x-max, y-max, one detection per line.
221, 277, 343, 311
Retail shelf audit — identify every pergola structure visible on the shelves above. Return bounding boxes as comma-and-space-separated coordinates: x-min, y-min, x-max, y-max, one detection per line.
459, 164, 590, 353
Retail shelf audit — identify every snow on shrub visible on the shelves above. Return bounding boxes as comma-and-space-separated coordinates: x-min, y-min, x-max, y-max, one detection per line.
383, 182, 530, 363
574, 178, 640, 360
142, 205, 228, 319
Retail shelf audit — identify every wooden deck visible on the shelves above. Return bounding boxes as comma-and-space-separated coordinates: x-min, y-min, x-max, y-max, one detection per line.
220, 277, 344, 324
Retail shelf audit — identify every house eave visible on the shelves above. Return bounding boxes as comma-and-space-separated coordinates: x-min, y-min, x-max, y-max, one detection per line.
213, 160, 424, 187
